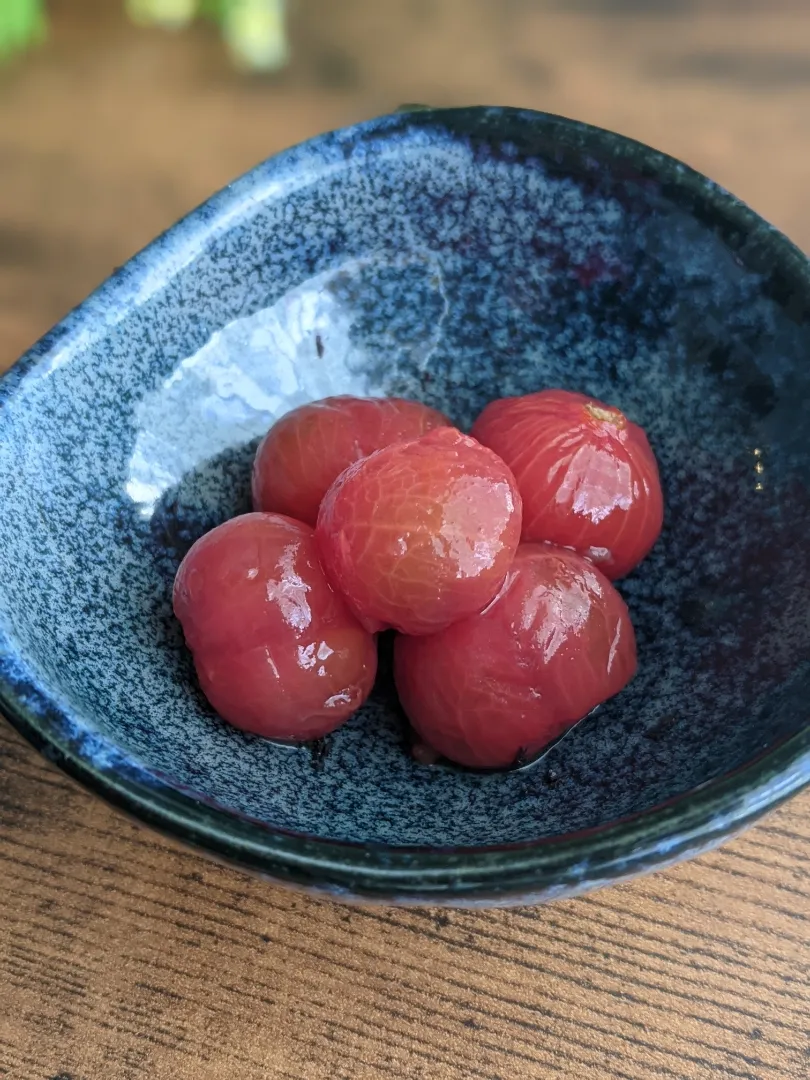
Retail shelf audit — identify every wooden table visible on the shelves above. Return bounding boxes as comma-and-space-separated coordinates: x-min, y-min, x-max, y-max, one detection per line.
1, 3, 808, 1077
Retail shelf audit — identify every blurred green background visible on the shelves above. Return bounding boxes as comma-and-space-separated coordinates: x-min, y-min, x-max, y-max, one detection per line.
1, 1, 290, 70
2, 1, 809, 367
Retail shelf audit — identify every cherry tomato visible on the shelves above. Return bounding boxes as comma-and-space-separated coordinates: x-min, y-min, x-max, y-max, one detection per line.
173, 513, 377, 740
394, 544, 636, 768
316, 427, 523, 636
252, 395, 450, 527
471, 389, 663, 580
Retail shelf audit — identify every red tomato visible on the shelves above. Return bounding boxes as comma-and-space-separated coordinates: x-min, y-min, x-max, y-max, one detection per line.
173, 513, 377, 740
471, 389, 663, 580
316, 427, 523, 636
394, 544, 636, 769
252, 395, 450, 527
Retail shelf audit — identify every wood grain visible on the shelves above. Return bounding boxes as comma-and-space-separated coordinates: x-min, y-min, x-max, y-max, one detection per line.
0, 2, 809, 1078
1, 719, 809, 1080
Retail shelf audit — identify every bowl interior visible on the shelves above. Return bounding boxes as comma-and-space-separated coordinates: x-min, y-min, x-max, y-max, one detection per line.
1, 109, 809, 849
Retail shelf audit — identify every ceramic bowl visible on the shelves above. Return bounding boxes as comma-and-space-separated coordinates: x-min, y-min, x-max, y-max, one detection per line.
1, 107, 809, 905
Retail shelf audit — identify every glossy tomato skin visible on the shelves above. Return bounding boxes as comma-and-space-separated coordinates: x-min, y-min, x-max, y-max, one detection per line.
173, 513, 377, 740
316, 427, 523, 636
394, 544, 636, 769
252, 396, 450, 527
471, 389, 663, 580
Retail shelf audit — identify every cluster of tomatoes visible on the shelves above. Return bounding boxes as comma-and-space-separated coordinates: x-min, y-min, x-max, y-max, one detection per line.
173, 389, 663, 769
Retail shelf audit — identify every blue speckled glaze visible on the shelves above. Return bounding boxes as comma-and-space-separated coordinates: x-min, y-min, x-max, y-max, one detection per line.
1, 107, 809, 903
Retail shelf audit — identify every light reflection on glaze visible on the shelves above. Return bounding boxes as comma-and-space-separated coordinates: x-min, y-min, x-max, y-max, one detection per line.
125, 251, 450, 518
125, 271, 374, 515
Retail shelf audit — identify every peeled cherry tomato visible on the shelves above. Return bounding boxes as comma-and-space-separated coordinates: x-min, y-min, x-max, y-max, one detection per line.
173, 513, 377, 740
394, 544, 636, 769
252, 395, 450, 527
471, 389, 663, 580
316, 427, 522, 636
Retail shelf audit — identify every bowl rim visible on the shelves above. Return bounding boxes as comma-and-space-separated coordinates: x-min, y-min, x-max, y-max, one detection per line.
1, 104, 809, 902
